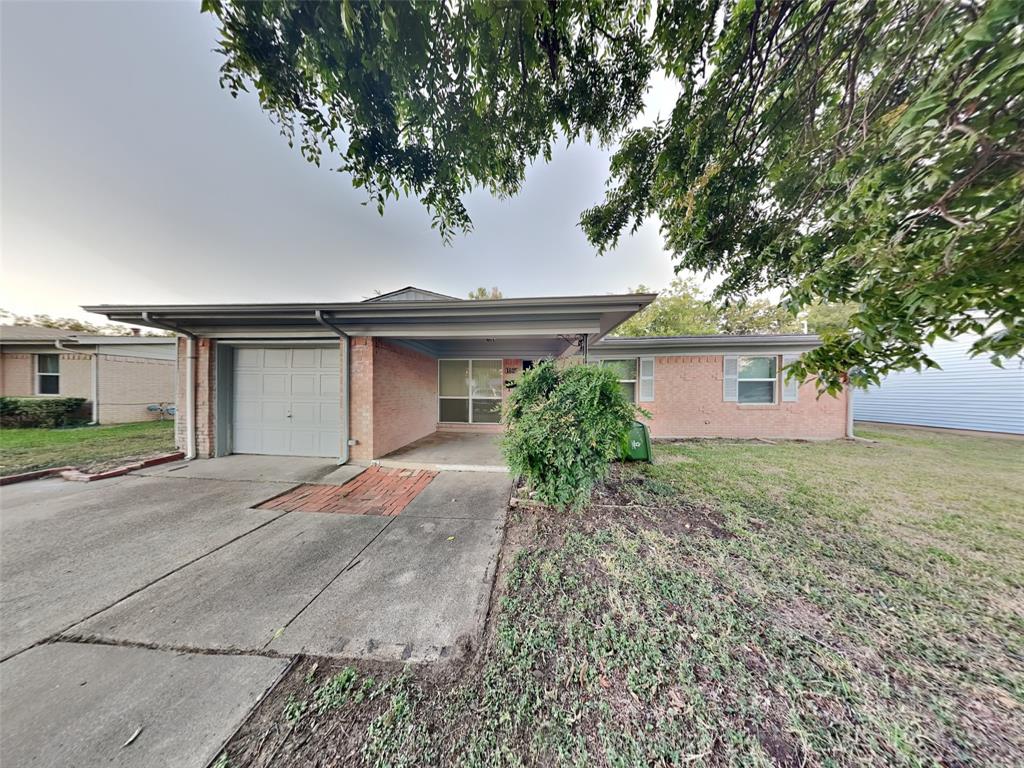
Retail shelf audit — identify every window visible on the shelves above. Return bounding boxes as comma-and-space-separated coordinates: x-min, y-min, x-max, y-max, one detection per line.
737, 356, 777, 403
438, 359, 502, 424
601, 359, 637, 402
36, 354, 60, 395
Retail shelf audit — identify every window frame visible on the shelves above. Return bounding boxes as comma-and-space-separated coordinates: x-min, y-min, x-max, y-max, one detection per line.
736, 355, 778, 405
36, 353, 61, 396
437, 358, 503, 424
599, 358, 638, 403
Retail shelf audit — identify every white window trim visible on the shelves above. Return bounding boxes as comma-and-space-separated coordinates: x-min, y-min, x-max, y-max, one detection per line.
737, 355, 778, 405
600, 358, 638, 402
638, 357, 655, 402
437, 358, 503, 424
36, 353, 61, 396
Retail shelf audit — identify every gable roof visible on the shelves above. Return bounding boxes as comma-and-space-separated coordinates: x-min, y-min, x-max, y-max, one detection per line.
363, 286, 460, 303
0, 325, 74, 342
0, 325, 173, 347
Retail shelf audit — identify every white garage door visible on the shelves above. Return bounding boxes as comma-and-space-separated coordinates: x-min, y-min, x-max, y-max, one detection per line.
232, 347, 341, 458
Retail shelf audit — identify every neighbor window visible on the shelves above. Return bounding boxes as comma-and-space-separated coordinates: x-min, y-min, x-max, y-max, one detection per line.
36, 354, 60, 395
737, 356, 777, 403
600, 359, 638, 402
438, 359, 502, 423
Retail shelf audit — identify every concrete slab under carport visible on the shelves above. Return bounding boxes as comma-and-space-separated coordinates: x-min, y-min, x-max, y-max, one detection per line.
0, 475, 284, 660
269, 474, 510, 661
378, 431, 506, 471
70, 512, 391, 653
0, 642, 287, 768
134, 454, 359, 484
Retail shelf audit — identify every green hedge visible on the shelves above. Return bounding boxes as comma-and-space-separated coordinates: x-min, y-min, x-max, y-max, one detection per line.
0, 397, 88, 428
503, 361, 641, 510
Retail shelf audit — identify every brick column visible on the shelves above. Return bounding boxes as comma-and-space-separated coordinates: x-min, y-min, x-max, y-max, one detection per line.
349, 337, 374, 461
175, 337, 217, 457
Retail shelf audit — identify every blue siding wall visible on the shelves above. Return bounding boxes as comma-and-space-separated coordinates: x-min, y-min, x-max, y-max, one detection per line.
855, 335, 1024, 434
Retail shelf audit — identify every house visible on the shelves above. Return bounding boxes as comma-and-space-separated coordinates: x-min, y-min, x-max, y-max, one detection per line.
855, 333, 1024, 435
82, 287, 851, 462
0, 325, 177, 424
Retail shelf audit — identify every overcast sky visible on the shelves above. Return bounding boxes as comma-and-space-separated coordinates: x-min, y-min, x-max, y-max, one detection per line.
1, 1, 688, 324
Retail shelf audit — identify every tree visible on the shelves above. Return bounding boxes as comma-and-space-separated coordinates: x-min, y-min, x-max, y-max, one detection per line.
468, 286, 503, 300
615, 279, 718, 336
204, 0, 1023, 391
720, 300, 803, 336
615, 279, 802, 336
802, 303, 861, 336
0, 308, 162, 336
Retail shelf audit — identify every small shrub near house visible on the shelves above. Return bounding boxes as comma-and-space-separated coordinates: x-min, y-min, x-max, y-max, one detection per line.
0, 397, 88, 428
503, 361, 640, 510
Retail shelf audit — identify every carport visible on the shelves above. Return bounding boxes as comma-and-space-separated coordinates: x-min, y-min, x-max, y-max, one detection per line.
83, 288, 655, 464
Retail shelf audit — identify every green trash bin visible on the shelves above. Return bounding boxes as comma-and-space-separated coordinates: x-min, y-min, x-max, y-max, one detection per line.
622, 420, 652, 462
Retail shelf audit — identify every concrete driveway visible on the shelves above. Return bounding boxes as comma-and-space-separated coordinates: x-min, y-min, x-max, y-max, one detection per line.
0, 456, 509, 767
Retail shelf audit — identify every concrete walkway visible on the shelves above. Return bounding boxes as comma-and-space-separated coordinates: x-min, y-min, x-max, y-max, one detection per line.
0, 457, 510, 767
378, 431, 506, 471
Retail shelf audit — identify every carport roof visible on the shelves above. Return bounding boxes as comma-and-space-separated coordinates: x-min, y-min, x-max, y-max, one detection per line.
82, 293, 657, 344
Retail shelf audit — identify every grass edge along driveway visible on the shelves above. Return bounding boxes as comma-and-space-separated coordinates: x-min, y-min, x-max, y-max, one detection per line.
220, 425, 1024, 768
0, 420, 175, 477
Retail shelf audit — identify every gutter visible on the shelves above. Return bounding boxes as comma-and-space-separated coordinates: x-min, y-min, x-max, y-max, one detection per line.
314, 310, 352, 465
142, 312, 197, 460
54, 340, 98, 425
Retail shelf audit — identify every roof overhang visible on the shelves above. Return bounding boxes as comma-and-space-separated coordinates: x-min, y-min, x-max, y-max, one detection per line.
592, 334, 823, 357
82, 294, 657, 345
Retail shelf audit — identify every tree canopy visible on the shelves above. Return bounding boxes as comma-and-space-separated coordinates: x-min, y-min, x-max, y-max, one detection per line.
468, 286, 504, 300
204, 0, 1023, 391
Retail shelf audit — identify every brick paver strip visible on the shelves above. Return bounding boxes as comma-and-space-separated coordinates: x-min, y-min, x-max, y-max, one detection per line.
257, 466, 438, 516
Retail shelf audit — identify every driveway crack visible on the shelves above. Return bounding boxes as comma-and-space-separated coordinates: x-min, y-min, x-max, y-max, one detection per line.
262, 515, 399, 651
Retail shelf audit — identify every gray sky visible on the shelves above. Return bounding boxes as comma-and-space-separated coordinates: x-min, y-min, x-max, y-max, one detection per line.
1, 0, 683, 324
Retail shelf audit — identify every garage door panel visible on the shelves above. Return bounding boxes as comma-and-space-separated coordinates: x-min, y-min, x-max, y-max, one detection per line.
235, 373, 260, 396
320, 349, 340, 369
264, 349, 290, 368
320, 403, 341, 426
262, 374, 288, 395
232, 347, 341, 458
319, 374, 339, 396
290, 402, 319, 425
233, 428, 260, 454
235, 348, 262, 368
291, 374, 316, 396
291, 348, 319, 368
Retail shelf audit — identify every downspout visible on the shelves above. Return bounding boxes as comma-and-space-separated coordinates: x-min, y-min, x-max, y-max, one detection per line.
315, 309, 351, 465
55, 340, 98, 425
142, 312, 197, 460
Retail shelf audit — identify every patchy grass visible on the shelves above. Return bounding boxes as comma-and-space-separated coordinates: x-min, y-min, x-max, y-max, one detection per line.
223, 425, 1024, 767
0, 420, 175, 476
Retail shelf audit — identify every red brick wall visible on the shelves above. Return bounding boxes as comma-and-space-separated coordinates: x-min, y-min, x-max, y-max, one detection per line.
348, 337, 374, 461
370, 339, 437, 458
174, 337, 216, 457
642, 355, 848, 440
348, 338, 438, 460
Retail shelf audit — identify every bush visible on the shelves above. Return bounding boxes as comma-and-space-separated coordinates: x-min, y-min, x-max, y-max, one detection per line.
0, 397, 88, 428
503, 361, 641, 510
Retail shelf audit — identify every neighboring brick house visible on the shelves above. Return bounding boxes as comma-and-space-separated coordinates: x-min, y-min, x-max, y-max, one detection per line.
83, 286, 851, 462
0, 325, 176, 424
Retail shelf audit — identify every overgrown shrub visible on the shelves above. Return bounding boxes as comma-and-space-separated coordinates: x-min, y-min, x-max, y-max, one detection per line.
0, 397, 88, 428
503, 361, 641, 509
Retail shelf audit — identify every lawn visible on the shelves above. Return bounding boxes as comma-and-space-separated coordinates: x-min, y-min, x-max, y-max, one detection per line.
0, 420, 176, 476
221, 425, 1024, 767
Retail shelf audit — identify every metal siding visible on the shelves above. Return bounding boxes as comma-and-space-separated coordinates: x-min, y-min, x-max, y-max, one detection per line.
854, 335, 1024, 434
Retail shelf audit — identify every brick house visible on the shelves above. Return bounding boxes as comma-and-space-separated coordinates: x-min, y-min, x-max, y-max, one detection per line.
0, 325, 176, 424
83, 287, 851, 462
